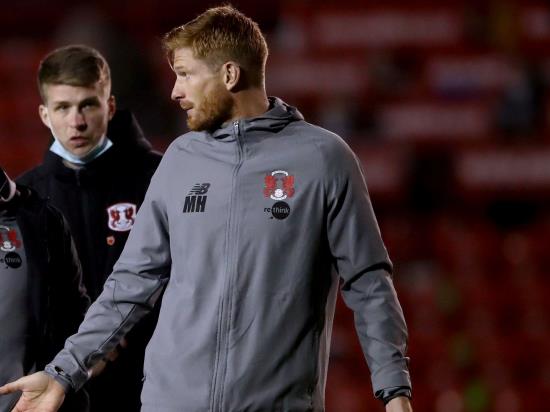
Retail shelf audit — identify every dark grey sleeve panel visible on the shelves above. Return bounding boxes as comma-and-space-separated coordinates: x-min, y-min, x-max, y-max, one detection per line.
322, 139, 392, 281
340, 268, 411, 393
320, 136, 411, 393
45, 155, 173, 392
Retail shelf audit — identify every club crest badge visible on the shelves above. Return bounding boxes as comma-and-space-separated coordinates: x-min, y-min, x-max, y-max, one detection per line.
264, 170, 295, 200
0, 225, 22, 252
107, 203, 137, 232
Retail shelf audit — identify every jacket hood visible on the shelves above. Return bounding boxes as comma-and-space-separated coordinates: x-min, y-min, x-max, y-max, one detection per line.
106, 109, 153, 152
211, 97, 304, 140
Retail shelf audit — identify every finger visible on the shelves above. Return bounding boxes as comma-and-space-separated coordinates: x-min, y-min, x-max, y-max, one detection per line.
0, 380, 22, 395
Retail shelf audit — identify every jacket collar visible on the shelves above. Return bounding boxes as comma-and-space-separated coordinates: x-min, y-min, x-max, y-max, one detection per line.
210, 97, 304, 141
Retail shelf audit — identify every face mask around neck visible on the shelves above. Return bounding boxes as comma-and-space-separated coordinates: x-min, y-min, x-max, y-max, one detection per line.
45, 109, 113, 165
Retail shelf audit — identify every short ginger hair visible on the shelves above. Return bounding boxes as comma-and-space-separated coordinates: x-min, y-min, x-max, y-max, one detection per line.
162, 5, 268, 87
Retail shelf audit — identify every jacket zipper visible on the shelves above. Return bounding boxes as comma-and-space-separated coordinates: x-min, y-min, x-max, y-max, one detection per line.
211, 120, 244, 411
74, 168, 96, 298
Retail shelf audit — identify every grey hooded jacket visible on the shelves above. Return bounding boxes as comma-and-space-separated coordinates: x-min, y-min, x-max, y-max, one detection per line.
46, 97, 410, 412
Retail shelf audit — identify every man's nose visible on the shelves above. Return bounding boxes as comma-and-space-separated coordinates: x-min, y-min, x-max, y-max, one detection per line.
70, 109, 87, 130
171, 82, 185, 101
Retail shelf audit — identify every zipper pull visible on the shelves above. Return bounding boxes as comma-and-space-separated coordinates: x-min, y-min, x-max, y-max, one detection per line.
75, 169, 81, 186
233, 120, 240, 137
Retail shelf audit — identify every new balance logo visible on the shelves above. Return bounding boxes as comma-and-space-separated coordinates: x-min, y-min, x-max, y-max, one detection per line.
189, 183, 210, 195
183, 183, 211, 213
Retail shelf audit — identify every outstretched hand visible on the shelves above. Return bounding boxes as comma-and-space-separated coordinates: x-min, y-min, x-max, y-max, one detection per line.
0, 372, 65, 412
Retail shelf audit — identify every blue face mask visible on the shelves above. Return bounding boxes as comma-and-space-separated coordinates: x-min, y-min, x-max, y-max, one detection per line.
49, 136, 113, 165
45, 109, 113, 165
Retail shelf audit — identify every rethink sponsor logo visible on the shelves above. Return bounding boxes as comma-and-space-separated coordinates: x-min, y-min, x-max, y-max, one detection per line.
1, 252, 22, 269
183, 183, 211, 213
264, 201, 291, 220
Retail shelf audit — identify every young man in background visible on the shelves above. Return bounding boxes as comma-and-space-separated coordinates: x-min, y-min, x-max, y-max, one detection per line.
17, 45, 162, 412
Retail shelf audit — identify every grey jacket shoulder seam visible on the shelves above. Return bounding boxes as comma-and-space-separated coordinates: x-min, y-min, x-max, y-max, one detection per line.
297, 123, 330, 199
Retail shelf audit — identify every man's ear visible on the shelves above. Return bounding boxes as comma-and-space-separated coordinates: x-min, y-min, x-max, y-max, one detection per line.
108, 95, 116, 121
222, 61, 241, 91
38, 104, 51, 128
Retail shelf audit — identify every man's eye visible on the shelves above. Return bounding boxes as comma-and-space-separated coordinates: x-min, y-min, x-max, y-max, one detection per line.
81, 102, 99, 111
55, 105, 68, 111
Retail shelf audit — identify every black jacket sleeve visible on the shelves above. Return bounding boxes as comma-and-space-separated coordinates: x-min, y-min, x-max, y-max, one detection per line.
45, 204, 90, 358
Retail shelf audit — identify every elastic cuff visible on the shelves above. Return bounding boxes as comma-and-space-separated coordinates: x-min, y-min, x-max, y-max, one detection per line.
375, 386, 412, 405
44, 365, 75, 394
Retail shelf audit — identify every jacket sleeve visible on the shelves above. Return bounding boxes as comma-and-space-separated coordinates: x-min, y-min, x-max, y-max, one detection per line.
45, 159, 172, 392
323, 140, 411, 395
45, 205, 90, 360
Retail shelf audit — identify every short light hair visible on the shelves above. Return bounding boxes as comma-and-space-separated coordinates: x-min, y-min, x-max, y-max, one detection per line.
162, 5, 268, 87
37, 45, 111, 102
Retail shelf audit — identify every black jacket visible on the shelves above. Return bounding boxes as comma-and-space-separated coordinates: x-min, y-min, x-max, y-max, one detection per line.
18, 110, 162, 300
8, 185, 90, 369
18, 110, 162, 412
2, 186, 90, 411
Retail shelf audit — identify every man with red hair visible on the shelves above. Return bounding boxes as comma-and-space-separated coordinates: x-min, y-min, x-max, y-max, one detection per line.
2, 6, 412, 411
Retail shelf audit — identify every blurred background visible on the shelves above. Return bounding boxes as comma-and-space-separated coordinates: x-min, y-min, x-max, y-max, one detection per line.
1, 0, 550, 411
